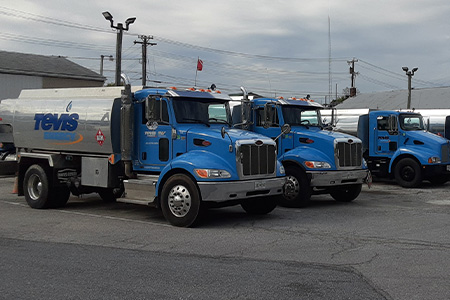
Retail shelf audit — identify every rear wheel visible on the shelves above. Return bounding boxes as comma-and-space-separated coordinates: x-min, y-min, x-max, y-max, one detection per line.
161, 174, 201, 227
23, 164, 51, 209
241, 196, 277, 215
428, 176, 448, 185
278, 166, 311, 208
98, 185, 124, 202
330, 184, 362, 202
50, 187, 71, 208
394, 158, 422, 188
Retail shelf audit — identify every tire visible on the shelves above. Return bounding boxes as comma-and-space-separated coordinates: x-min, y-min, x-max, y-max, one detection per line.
278, 165, 311, 208
394, 158, 422, 188
98, 185, 124, 202
160, 174, 201, 227
428, 176, 448, 185
23, 164, 52, 209
330, 184, 362, 202
241, 196, 277, 215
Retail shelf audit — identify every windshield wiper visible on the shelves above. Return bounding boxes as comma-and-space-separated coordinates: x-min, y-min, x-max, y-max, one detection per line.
208, 118, 231, 127
182, 118, 210, 127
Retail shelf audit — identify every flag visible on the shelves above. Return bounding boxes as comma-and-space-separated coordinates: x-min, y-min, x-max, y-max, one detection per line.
197, 59, 203, 71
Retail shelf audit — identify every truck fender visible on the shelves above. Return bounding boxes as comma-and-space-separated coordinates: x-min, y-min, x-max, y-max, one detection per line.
279, 146, 333, 168
155, 150, 236, 197
389, 147, 427, 173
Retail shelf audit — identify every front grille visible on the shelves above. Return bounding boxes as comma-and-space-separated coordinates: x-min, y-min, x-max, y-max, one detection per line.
441, 143, 450, 163
240, 143, 276, 176
336, 141, 362, 168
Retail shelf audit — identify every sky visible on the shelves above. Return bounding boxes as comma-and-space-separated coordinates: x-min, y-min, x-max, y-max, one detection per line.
1, 0, 450, 104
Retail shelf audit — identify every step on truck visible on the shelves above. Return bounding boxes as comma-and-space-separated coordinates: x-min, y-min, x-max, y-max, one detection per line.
355, 110, 450, 187
232, 90, 369, 207
0, 83, 286, 227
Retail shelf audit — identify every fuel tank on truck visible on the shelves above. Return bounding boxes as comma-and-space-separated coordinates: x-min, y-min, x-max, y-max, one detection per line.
0, 87, 125, 154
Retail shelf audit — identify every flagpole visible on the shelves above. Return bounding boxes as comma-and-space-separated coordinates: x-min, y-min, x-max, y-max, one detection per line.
195, 57, 199, 87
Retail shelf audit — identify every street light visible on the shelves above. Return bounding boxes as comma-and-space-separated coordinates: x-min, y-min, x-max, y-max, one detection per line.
102, 11, 136, 86
402, 66, 418, 109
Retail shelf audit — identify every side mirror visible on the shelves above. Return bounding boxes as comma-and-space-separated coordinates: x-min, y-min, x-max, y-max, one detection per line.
281, 123, 291, 134
221, 126, 226, 139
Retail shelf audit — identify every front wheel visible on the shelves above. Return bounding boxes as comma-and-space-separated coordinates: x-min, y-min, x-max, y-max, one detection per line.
160, 174, 201, 227
394, 158, 422, 188
330, 184, 362, 202
278, 166, 311, 208
241, 196, 277, 215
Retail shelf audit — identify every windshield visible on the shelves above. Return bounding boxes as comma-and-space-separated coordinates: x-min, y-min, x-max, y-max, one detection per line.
172, 97, 231, 126
399, 114, 425, 131
281, 106, 322, 126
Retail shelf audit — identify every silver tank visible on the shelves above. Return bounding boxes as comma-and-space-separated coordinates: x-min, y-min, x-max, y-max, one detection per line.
0, 87, 125, 154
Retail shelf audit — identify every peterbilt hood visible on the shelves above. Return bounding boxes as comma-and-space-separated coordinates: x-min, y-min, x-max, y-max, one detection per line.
292, 126, 361, 148
186, 127, 274, 149
404, 130, 448, 147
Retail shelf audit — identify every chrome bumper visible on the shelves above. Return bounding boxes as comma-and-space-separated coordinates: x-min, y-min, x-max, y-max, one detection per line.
198, 177, 286, 202
308, 169, 369, 187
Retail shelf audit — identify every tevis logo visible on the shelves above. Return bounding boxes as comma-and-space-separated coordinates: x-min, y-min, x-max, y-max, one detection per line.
34, 113, 79, 131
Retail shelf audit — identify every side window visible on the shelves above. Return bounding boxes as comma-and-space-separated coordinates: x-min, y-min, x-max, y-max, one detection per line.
377, 116, 389, 131
143, 100, 169, 124
256, 108, 265, 126
256, 106, 279, 127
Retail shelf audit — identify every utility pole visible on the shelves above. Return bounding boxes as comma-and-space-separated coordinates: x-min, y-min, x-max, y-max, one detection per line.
100, 55, 113, 77
347, 58, 358, 97
134, 35, 157, 86
402, 67, 418, 109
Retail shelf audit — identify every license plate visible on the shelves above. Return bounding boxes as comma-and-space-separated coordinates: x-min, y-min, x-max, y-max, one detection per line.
255, 181, 266, 190
447, 165, 450, 172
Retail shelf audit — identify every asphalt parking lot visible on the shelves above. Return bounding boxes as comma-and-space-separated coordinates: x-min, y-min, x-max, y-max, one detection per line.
1, 175, 449, 299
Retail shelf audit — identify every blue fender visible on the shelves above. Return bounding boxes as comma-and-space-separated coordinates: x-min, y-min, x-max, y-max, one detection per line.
388, 146, 433, 173
155, 150, 237, 196
279, 146, 335, 169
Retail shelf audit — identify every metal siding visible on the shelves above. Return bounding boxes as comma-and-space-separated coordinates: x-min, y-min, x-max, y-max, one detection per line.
0, 73, 42, 100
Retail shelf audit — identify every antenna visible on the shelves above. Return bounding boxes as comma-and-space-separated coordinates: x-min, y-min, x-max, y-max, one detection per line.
328, 16, 332, 105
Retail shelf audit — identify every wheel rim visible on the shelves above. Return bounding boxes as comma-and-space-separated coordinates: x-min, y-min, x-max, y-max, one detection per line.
401, 166, 415, 182
284, 175, 300, 200
28, 174, 43, 201
168, 184, 191, 217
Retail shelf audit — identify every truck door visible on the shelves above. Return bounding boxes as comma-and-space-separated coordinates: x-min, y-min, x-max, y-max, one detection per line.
374, 115, 399, 155
138, 97, 173, 171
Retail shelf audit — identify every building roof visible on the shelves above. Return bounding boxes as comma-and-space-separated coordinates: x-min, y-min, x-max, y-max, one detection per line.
337, 86, 450, 109
0, 50, 105, 82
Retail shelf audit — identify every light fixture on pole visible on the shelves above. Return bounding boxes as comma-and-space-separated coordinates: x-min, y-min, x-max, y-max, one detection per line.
102, 11, 136, 86
402, 66, 418, 109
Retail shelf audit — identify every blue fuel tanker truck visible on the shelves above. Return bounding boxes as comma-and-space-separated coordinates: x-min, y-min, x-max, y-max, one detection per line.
0, 84, 286, 227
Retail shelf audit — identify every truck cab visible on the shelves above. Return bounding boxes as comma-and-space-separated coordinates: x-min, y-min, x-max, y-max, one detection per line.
233, 95, 369, 207
0, 85, 286, 227
358, 110, 450, 187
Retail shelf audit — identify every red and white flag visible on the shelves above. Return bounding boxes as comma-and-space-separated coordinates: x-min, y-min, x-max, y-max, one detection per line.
197, 58, 203, 71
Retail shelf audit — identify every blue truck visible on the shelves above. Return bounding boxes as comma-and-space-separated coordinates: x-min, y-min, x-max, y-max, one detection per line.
232, 91, 369, 207
356, 110, 450, 187
0, 83, 286, 227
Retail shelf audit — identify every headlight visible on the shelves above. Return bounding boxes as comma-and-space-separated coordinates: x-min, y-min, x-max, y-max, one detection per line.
194, 169, 231, 178
304, 161, 331, 169
428, 156, 441, 164
279, 165, 285, 175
